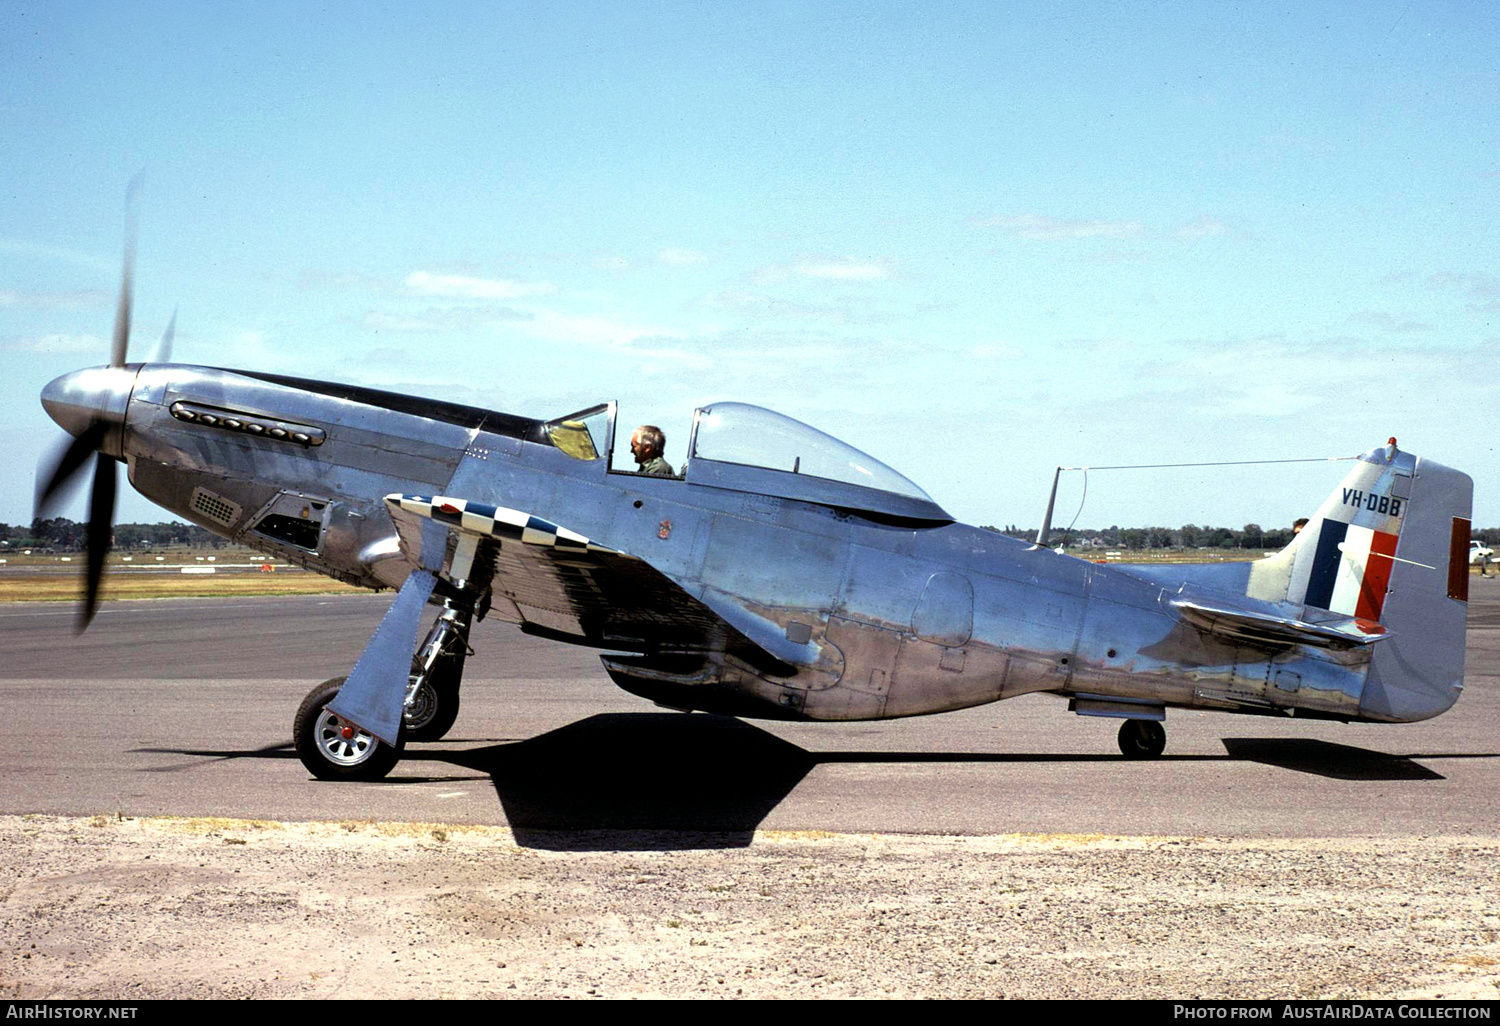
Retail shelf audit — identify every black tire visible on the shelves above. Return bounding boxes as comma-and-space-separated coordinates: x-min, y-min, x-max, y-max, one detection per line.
1117, 718, 1167, 759
293, 676, 403, 781
402, 651, 463, 742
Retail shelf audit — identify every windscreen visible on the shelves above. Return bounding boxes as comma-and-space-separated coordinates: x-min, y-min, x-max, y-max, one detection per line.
544, 404, 610, 461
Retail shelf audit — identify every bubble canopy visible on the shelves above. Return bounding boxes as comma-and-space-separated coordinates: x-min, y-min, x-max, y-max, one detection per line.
542, 400, 950, 520
689, 402, 940, 509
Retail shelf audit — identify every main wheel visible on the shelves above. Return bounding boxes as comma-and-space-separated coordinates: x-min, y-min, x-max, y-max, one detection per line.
1117, 718, 1167, 759
401, 652, 463, 743
293, 676, 404, 781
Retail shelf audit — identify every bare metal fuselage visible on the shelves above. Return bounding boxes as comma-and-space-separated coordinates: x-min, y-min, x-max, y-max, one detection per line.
91, 363, 1466, 729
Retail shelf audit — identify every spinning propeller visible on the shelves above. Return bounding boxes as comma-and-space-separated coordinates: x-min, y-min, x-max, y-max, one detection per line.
34, 182, 175, 630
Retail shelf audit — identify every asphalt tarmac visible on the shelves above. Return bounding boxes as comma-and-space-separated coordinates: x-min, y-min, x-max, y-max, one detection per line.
3, 579, 1498, 848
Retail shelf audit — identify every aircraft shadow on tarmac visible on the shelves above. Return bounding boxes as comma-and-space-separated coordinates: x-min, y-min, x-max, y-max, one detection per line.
1217, 737, 1451, 781
136, 714, 1493, 851
402, 714, 1484, 850
420, 714, 813, 851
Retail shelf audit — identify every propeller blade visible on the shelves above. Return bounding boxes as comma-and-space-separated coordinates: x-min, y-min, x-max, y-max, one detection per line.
80, 453, 117, 631
35, 420, 110, 516
148, 307, 177, 364
110, 177, 142, 368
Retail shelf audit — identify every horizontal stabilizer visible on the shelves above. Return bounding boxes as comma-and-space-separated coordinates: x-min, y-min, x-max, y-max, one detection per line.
1173, 597, 1391, 650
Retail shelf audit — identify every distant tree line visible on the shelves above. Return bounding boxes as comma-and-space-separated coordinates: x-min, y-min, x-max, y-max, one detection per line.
985, 523, 1500, 551
1, 518, 228, 552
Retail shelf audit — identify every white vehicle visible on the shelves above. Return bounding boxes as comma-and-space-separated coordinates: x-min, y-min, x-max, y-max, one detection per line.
1471, 540, 1495, 565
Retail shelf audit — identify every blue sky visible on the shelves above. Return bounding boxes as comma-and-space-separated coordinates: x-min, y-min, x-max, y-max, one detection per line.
3, 0, 1496, 532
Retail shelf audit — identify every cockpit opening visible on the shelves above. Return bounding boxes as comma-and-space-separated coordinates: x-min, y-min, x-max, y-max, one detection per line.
542, 402, 686, 478
542, 399, 943, 517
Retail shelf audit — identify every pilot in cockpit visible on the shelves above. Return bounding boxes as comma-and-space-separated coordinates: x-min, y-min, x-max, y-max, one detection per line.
630, 425, 675, 477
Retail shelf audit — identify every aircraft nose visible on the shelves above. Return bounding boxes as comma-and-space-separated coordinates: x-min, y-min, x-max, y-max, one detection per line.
40, 366, 136, 457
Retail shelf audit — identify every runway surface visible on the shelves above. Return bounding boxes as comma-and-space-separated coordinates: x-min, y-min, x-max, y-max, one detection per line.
3, 579, 1498, 847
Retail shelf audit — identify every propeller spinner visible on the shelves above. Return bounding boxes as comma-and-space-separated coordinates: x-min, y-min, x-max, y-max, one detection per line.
34, 184, 151, 630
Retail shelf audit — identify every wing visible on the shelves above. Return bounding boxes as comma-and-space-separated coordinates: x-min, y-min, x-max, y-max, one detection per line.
383, 494, 760, 660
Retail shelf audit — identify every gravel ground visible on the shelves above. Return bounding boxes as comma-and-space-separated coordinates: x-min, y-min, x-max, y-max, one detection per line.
2, 815, 1497, 1000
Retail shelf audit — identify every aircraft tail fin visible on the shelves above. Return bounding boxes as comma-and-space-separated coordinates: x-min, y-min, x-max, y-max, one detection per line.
1246, 439, 1472, 721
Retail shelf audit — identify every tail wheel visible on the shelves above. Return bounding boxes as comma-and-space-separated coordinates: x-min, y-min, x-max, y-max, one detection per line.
293, 676, 403, 781
1117, 718, 1167, 759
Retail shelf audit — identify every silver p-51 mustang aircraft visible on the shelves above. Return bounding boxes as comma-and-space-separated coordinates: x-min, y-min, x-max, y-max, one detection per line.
36, 247, 1474, 781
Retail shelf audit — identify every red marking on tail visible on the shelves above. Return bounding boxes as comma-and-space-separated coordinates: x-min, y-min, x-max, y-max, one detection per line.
1355, 530, 1399, 621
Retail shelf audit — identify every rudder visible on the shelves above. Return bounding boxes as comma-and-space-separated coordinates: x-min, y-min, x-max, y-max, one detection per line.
1361, 454, 1472, 721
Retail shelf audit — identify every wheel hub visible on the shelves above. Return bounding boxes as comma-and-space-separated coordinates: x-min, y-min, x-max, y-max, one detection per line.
316, 711, 376, 766
403, 676, 438, 729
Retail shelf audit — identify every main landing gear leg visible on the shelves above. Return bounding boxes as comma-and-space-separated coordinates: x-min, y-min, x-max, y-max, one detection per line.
1117, 718, 1167, 759
402, 601, 473, 742
293, 597, 475, 781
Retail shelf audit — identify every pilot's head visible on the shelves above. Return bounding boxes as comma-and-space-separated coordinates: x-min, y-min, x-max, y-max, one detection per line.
631, 425, 665, 464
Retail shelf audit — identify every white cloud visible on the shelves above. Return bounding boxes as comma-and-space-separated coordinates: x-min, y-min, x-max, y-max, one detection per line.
659, 248, 709, 266
746, 264, 791, 286
1383, 272, 1500, 316
364, 347, 414, 364
1347, 311, 1435, 334
1437, 273, 1500, 300
698, 288, 913, 327
0, 288, 109, 309
795, 258, 891, 281
405, 271, 556, 300
746, 257, 895, 285
365, 312, 449, 333
4, 333, 105, 354
971, 213, 1236, 245
364, 306, 534, 333
225, 330, 275, 363
1176, 217, 1230, 240
1187, 382, 1328, 419
970, 342, 1024, 361
700, 289, 845, 323
515, 310, 713, 369
0, 239, 116, 275
298, 271, 390, 293
970, 214, 1146, 241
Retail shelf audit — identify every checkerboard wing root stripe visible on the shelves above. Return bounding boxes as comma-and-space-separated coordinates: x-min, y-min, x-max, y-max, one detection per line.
384, 494, 622, 554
